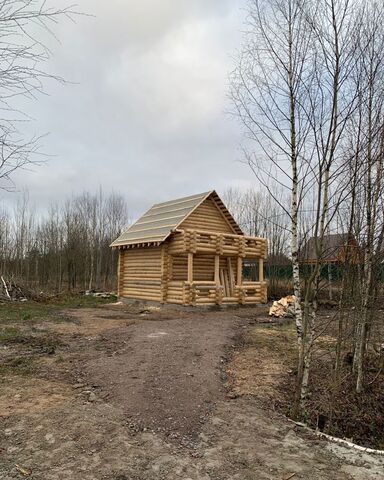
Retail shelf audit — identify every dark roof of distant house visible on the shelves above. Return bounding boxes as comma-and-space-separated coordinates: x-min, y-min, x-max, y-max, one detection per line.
300, 233, 351, 262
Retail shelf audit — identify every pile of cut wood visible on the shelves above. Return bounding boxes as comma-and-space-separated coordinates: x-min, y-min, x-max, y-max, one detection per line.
269, 295, 296, 318
0, 276, 29, 302
84, 290, 114, 298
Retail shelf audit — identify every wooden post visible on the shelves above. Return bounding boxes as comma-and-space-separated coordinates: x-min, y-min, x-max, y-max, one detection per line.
237, 257, 242, 285
259, 258, 264, 282
160, 245, 168, 304
188, 252, 194, 283
117, 249, 124, 297
214, 255, 220, 285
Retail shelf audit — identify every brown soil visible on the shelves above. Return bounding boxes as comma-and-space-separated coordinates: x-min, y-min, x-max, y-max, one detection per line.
83, 310, 240, 445
0, 303, 383, 479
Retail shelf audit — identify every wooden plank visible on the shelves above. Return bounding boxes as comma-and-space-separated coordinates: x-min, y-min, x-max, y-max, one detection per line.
220, 268, 230, 297
227, 258, 235, 296
219, 269, 225, 295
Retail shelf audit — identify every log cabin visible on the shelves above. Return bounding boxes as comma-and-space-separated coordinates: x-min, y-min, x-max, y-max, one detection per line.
110, 191, 267, 306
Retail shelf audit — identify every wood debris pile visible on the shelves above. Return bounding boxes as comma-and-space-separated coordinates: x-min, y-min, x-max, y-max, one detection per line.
269, 295, 296, 318
84, 290, 114, 298
0, 276, 30, 302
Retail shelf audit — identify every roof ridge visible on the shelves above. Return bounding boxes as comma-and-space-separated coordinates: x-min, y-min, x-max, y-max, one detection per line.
151, 190, 213, 208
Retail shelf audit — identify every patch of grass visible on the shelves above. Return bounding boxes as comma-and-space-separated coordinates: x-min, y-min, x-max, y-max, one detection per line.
0, 326, 28, 344
0, 294, 117, 327
0, 325, 63, 354
0, 303, 52, 325
56, 294, 117, 308
0, 357, 37, 377
247, 321, 297, 355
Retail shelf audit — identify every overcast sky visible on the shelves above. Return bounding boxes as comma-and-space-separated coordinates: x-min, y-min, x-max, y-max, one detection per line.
1, 0, 252, 218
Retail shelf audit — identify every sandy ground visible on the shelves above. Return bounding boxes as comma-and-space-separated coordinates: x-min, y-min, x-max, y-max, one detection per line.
0, 304, 383, 479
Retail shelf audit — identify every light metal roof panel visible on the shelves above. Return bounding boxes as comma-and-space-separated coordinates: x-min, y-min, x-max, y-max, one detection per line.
110, 192, 211, 247
110, 190, 243, 247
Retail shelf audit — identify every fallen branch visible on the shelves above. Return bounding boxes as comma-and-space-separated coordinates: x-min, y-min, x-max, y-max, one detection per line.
293, 421, 384, 456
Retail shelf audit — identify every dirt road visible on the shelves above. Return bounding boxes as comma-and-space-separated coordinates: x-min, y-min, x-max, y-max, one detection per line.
0, 304, 383, 479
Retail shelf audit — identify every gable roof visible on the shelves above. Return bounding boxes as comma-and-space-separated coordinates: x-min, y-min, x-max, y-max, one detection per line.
300, 233, 352, 262
110, 190, 243, 248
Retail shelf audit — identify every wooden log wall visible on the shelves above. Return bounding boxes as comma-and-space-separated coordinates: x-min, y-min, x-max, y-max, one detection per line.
121, 246, 162, 301
166, 280, 184, 304
168, 231, 185, 254
235, 282, 268, 304
171, 255, 188, 281
169, 254, 216, 282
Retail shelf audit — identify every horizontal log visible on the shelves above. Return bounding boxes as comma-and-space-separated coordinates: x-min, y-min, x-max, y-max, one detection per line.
124, 267, 161, 271
123, 276, 162, 281
124, 274, 162, 279
123, 295, 161, 302
178, 228, 266, 242
124, 254, 161, 260
124, 259, 162, 263
124, 288, 161, 294
124, 287, 161, 293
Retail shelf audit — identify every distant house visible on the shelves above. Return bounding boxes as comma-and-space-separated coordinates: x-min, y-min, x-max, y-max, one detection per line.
300, 233, 361, 265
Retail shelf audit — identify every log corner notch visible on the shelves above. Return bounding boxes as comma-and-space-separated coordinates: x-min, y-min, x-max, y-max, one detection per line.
110, 190, 268, 306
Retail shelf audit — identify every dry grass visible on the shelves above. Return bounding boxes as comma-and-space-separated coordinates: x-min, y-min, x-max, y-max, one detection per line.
227, 322, 298, 403
227, 316, 384, 449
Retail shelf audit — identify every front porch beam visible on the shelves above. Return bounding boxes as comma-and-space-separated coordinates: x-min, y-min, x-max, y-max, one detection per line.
188, 252, 194, 283
214, 255, 220, 285
259, 258, 264, 282
237, 257, 242, 285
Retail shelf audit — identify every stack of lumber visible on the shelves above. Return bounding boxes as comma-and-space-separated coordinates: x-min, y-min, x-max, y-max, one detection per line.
269, 295, 296, 317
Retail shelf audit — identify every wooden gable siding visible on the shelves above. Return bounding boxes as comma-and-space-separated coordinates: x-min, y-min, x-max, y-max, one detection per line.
121, 246, 162, 301
179, 197, 235, 234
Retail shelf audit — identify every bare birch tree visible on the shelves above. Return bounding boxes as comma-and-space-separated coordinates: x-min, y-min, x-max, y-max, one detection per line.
230, 0, 313, 389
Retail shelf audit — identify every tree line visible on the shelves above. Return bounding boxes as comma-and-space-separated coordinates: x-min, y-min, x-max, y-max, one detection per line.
0, 191, 128, 293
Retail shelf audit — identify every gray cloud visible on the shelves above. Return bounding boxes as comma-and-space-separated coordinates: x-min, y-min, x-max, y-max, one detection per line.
2, 0, 252, 218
